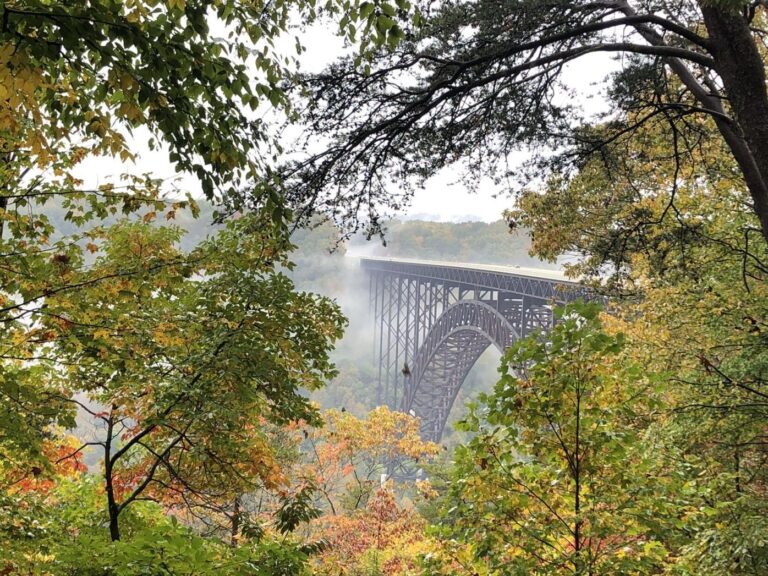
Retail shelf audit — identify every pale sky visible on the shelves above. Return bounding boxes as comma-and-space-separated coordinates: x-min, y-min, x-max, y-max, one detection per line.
72, 25, 614, 224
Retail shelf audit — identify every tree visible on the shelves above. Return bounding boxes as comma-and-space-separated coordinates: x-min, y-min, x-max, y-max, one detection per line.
0, 0, 409, 202
303, 406, 439, 515
299, 407, 439, 576
0, 0, 418, 528
44, 214, 345, 541
311, 484, 430, 576
286, 0, 768, 246
1, 470, 317, 576
601, 215, 768, 573
505, 78, 768, 572
591, 254, 768, 574
428, 303, 683, 575
508, 101, 765, 286
0, 0, 283, 468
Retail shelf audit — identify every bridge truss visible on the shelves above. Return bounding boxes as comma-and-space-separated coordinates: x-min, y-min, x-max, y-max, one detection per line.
363, 257, 590, 441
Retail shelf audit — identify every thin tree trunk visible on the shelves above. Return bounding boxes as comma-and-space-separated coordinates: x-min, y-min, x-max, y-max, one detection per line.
574, 386, 583, 575
0, 195, 6, 240
231, 496, 241, 548
104, 407, 121, 542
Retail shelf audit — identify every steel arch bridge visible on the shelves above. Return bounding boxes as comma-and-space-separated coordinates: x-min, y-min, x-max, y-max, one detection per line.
362, 257, 590, 441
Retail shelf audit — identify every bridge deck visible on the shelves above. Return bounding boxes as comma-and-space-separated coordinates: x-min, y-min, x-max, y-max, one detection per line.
359, 256, 576, 283
360, 256, 586, 303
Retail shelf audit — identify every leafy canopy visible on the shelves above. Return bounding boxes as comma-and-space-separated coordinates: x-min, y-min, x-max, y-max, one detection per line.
286, 0, 768, 246
427, 303, 680, 575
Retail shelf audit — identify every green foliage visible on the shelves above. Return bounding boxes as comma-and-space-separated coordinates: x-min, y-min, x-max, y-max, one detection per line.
0, 0, 415, 205
0, 210, 347, 567
43, 214, 346, 539
0, 364, 74, 475
276, 483, 323, 534
428, 302, 682, 575
1, 475, 313, 576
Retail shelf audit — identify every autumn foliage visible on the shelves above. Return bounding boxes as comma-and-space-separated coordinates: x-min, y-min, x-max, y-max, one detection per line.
312, 486, 429, 576
302, 406, 440, 514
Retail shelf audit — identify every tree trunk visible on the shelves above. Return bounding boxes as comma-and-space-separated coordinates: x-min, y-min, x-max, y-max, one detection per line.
574, 387, 583, 575
108, 505, 121, 542
230, 496, 241, 548
701, 5, 768, 244
0, 195, 6, 240
105, 409, 121, 541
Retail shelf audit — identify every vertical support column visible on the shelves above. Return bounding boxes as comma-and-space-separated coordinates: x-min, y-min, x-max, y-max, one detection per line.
393, 276, 404, 408
521, 297, 553, 337
371, 272, 383, 407
389, 275, 401, 407
521, 294, 529, 339
413, 278, 421, 356
382, 274, 395, 407
376, 273, 387, 407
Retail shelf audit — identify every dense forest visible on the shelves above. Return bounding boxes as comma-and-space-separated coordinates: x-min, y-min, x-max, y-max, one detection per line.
347, 219, 552, 267
2, 1, 768, 575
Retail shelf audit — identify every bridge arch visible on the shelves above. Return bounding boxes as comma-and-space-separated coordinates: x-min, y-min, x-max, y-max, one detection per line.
402, 300, 519, 441
363, 257, 583, 441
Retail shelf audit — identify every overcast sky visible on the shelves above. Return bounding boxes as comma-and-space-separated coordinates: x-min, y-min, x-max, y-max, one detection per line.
72, 25, 614, 223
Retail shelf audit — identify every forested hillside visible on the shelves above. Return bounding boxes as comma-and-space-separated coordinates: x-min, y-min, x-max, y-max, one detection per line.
349, 219, 552, 267
2, 1, 768, 575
